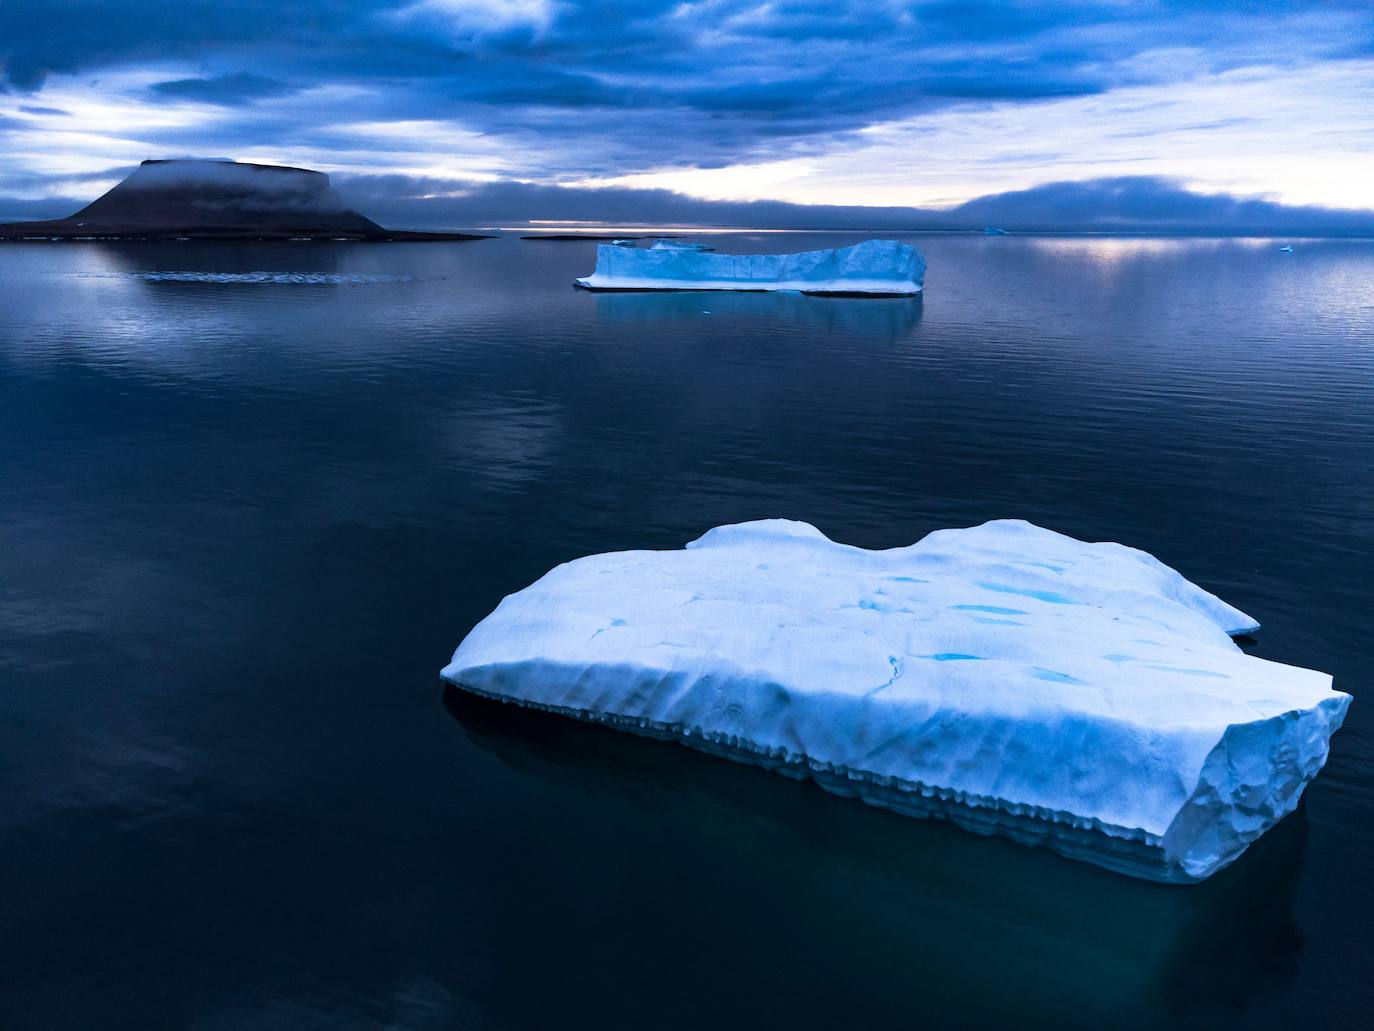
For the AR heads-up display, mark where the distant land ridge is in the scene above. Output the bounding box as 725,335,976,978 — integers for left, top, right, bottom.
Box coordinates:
0,159,485,242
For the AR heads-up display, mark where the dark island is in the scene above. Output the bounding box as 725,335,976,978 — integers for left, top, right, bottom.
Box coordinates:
0,159,487,242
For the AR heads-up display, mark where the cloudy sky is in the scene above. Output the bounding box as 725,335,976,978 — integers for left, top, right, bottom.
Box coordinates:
1,1,1372,228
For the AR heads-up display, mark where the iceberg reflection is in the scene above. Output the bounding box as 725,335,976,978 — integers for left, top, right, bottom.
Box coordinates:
595,288,923,338
442,683,1305,1026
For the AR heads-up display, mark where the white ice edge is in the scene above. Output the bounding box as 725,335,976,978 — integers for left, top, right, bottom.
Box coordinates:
441,518,1351,882
575,274,922,295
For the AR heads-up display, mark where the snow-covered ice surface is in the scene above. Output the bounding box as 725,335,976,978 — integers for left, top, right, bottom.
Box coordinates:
575,239,924,295
442,519,1351,882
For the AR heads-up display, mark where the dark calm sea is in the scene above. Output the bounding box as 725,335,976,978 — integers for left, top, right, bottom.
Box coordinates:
1,233,1371,1029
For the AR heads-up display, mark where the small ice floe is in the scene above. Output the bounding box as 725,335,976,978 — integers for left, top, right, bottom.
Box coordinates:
442,518,1350,882
575,239,925,296
1279,244,1294,253
611,238,639,247
649,239,715,252
983,226,1010,235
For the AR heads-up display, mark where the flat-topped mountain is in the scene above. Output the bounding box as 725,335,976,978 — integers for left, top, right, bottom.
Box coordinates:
0,159,484,242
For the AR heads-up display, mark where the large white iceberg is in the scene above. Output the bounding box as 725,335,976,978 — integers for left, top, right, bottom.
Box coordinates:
441,519,1350,882
575,239,924,295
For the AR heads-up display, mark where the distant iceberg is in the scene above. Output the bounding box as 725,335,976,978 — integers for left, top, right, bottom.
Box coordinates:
983,226,1010,235
575,239,925,296
442,519,1349,882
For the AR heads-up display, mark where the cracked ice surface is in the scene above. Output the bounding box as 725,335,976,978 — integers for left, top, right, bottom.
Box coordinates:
442,519,1350,882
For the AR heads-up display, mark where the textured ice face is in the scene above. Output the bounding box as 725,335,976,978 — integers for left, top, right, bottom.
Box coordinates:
576,239,925,295
442,519,1350,882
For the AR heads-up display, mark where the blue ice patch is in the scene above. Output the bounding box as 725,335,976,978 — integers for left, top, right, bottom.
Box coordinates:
1031,667,1085,685
978,582,1078,605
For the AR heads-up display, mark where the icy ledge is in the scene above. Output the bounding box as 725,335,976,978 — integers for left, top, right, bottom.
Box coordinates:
574,239,924,295
441,519,1350,882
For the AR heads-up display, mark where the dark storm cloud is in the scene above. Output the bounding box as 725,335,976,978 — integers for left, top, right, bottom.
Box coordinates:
3,1,1370,175
4,0,1374,227
150,73,300,106
329,172,1374,235
0,2,328,90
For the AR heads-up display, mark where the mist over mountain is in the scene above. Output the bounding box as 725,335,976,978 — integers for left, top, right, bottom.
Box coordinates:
332,173,1374,236
0,158,482,240
73,159,382,231
4,162,1372,238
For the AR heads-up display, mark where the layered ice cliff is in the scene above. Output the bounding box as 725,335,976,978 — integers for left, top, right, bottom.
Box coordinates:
575,239,924,295
442,519,1350,882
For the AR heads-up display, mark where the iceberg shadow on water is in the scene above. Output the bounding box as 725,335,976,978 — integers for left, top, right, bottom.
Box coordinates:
442,683,1308,1025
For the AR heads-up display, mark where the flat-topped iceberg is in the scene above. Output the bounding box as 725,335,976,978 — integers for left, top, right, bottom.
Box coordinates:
442,519,1350,882
575,239,924,295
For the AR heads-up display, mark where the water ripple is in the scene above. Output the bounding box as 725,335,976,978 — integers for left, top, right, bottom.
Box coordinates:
73,270,415,284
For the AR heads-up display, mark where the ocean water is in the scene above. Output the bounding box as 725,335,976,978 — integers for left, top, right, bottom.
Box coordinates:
1,233,1371,1029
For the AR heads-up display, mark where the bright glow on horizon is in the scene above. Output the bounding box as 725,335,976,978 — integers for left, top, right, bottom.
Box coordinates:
568,159,821,200
572,61,1374,212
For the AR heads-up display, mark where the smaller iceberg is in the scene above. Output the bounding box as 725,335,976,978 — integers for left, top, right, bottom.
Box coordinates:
650,239,714,252
1279,244,1294,253
576,239,925,296
983,226,1010,235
